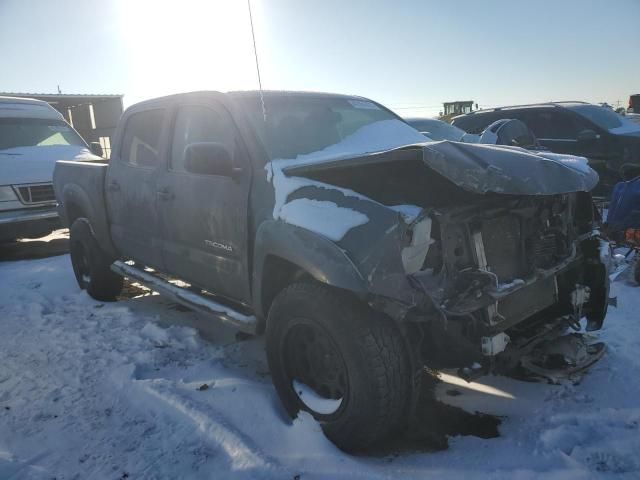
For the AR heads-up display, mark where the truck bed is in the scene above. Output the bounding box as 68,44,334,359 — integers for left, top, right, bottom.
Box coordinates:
53,160,117,256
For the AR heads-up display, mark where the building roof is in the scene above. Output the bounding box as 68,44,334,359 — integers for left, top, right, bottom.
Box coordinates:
0,92,123,98
0,92,124,110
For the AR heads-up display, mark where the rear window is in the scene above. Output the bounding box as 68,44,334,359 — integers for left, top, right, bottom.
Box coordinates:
0,118,86,152
120,109,165,167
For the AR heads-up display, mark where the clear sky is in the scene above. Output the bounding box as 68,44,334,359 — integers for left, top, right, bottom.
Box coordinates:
0,0,638,117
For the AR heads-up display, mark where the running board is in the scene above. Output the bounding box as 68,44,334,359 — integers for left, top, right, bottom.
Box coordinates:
111,260,258,334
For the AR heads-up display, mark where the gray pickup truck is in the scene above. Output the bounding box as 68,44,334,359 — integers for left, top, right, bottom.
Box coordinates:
54,90,610,451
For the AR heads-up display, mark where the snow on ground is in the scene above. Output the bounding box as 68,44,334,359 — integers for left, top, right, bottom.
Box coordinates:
1,252,640,479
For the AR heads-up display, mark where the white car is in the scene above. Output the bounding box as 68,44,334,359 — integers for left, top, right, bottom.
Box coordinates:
0,96,101,242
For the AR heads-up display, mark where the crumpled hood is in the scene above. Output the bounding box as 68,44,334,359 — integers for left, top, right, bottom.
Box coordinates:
422,141,599,194
284,140,599,195
0,145,101,185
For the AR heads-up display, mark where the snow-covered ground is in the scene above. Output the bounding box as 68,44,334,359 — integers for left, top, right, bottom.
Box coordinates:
1,249,639,479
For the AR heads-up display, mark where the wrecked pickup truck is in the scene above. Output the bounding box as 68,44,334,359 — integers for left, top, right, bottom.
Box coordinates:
53,91,610,451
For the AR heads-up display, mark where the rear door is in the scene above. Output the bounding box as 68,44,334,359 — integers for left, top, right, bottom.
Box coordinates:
157,98,252,303
105,107,168,269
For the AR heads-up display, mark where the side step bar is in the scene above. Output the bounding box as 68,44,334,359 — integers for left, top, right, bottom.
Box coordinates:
111,260,258,334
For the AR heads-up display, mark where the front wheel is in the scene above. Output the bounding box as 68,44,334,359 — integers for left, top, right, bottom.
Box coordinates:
69,218,123,301
266,282,410,451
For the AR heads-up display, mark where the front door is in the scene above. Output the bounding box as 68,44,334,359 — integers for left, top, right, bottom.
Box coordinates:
523,109,582,155
157,100,252,303
106,107,167,269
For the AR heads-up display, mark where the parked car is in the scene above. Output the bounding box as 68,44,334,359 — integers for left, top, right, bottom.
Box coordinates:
0,96,100,242
452,102,640,194
476,118,540,148
626,113,640,125
405,117,479,142
54,91,610,451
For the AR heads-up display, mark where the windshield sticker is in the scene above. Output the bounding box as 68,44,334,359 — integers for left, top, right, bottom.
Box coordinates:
348,100,380,110
48,125,70,132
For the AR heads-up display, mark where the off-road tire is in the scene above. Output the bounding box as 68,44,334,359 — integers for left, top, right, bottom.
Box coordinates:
266,281,410,451
69,218,123,301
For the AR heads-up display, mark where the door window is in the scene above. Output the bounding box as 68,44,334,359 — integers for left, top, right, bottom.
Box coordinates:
120,109,164,167
523,109,581,139
171,105,236,173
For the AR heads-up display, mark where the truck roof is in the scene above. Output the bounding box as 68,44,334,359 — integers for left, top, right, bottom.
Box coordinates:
0,95,64,120
228,90,368,100
126,90,372,112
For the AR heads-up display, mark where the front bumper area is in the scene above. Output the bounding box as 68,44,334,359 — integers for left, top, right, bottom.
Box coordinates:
0,206,61,242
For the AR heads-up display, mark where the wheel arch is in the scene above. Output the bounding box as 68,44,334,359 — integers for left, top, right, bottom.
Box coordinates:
60,184,118,258
252,221,368,319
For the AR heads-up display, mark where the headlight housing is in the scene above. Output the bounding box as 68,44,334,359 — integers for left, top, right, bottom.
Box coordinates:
402,216,435,274
0,186,18,202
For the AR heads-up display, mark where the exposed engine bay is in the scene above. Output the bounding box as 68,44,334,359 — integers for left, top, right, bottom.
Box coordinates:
408,192,609,380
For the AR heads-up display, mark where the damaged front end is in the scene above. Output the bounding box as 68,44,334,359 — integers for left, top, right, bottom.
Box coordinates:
283,141,611,381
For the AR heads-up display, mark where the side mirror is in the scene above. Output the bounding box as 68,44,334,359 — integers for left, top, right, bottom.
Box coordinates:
89,141,104,157
184,142,237,177
577,129,599,142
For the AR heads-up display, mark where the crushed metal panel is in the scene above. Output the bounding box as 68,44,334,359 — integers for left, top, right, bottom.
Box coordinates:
421,141,599,195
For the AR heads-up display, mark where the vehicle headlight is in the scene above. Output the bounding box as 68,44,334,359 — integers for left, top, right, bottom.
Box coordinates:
0,186,18,202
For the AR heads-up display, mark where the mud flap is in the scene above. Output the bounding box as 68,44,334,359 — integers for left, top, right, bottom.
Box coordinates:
520,333,605,384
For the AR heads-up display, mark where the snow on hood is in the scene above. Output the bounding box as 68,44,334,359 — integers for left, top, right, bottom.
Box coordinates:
264,119,599,242
534,151,592,174
626,113,640,125
610,124,640,135
265,119,427,237
0,145,101,185
276,119,428,168
609,116,640,135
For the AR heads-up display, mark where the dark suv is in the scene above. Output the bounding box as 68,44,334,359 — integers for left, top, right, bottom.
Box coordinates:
452,102,640,194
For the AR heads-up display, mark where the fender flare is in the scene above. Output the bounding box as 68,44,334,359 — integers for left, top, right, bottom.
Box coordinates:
252,220,367,318
60,184,118,258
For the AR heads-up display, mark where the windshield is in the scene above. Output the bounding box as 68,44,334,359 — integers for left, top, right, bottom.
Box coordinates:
0,118,87,152
568,104,623,130
407,119,465,141
235,94,426,161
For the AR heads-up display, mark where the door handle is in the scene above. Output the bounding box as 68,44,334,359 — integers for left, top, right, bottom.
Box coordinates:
157,187,174,201
107,181,120,192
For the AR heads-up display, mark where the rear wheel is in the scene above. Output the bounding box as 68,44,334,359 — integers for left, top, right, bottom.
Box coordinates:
266,281,410,451
70,218,123,301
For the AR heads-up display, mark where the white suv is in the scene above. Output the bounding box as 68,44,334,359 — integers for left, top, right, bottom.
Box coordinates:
0,96,100,242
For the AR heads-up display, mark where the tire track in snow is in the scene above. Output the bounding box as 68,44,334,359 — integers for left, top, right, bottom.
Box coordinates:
131,379,275,473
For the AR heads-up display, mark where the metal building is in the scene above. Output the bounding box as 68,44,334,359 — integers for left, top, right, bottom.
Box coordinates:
0,92,123,158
